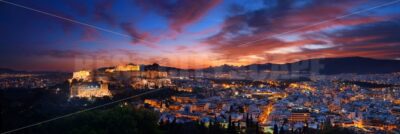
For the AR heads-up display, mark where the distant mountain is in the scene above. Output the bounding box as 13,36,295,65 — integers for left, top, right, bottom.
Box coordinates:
196,57,400,75
4,57,400,75
0,68,27,74
0,68,68,74
295,57,400,74
200,64,240,73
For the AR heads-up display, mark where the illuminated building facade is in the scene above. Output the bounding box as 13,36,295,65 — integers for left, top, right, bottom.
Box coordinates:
105,64,140,73
70,82,112,98
130,71,172,89
171,95,197,103
68,64,173,98
144,99,161,108
71,70,91,81
289,112,310,122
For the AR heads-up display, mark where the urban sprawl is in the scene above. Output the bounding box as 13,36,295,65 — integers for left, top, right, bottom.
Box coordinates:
1,64,400,133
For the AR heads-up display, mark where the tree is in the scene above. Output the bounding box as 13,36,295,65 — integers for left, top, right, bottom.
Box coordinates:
303,122,309,134
246,113,250,127
273,124,279,134
249,114,253,126
283,118,288,125
323,118,333,132
33,106,162,134
228,115,232,129
279,125,285,134
255,122,259,134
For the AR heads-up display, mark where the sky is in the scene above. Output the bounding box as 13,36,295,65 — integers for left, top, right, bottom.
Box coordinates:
0,0,400,71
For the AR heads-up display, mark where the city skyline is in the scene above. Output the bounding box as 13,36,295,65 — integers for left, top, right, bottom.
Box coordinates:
1,1,400,133
1,0,400,71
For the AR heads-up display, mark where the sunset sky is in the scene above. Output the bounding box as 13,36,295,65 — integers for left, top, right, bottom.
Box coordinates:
1,0,400,71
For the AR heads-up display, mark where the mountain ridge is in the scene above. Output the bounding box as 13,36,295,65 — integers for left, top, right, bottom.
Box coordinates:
192,57,400,75
2,57,400,75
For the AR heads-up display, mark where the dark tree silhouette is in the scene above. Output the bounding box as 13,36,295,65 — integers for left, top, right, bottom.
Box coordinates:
273,124,279,134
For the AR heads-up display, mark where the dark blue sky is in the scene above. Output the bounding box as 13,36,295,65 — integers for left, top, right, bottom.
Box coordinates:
1,0,400,71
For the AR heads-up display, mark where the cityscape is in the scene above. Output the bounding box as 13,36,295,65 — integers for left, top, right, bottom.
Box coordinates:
1,0,400,134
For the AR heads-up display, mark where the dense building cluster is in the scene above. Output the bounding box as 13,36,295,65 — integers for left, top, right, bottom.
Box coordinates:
139,73,400,133
2,66,399,133
0,73,69,89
